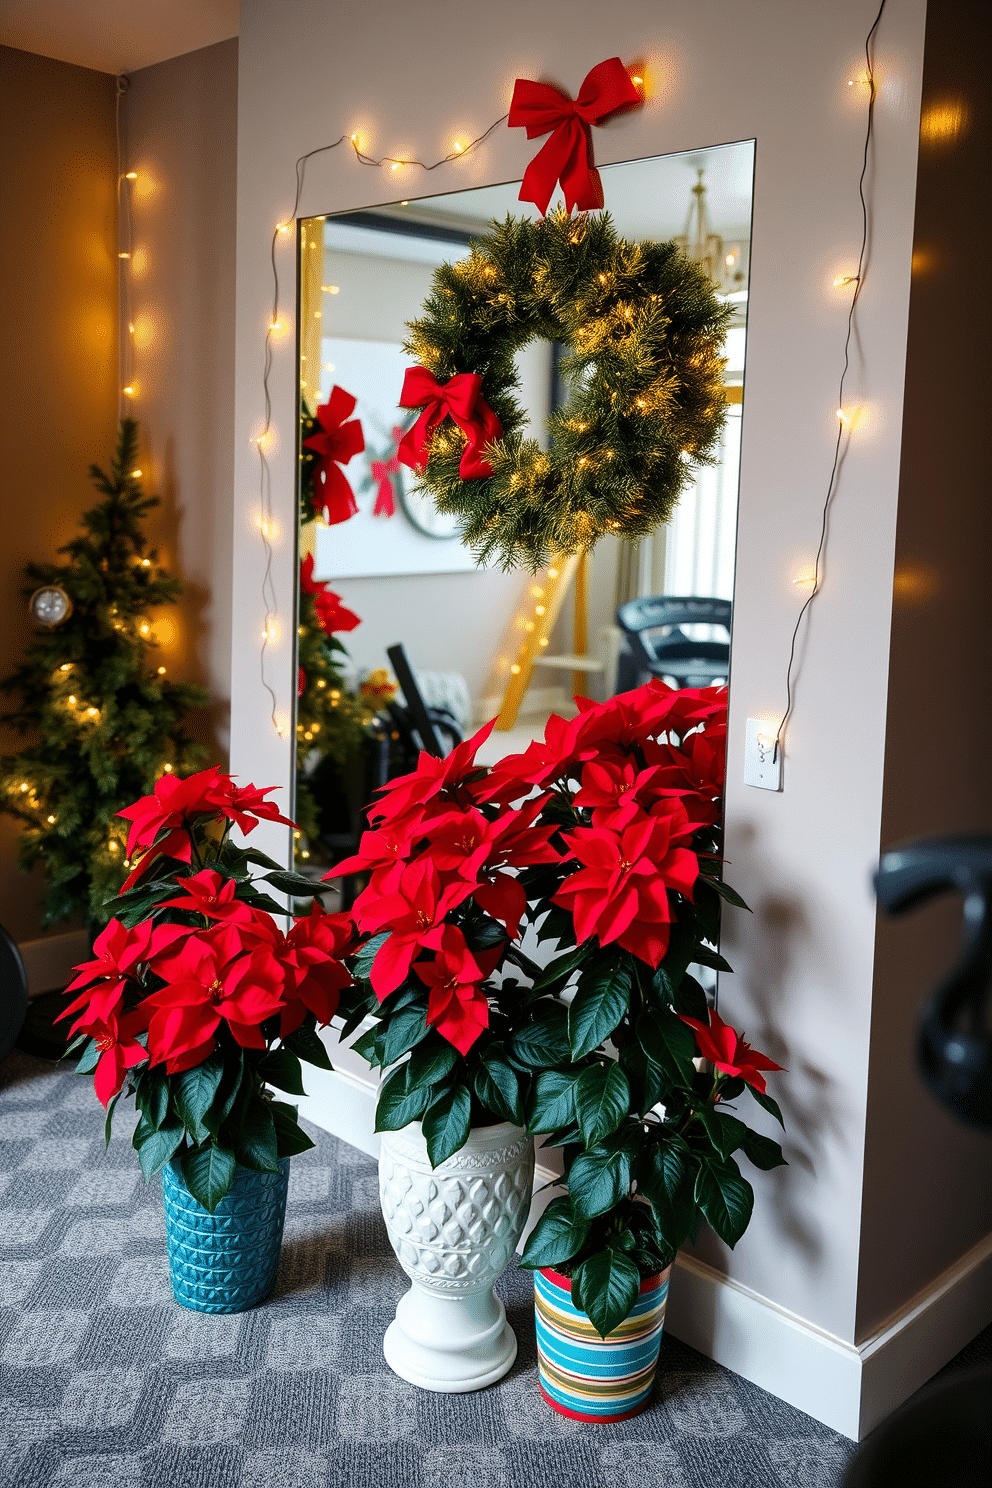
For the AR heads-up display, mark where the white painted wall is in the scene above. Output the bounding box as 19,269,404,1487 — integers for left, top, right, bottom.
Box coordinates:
226,0,991,1436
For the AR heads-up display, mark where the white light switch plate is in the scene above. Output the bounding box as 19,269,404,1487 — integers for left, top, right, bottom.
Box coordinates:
744,718,783,791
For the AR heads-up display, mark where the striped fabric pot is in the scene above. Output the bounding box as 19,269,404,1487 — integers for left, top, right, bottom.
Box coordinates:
535,1265,672,1422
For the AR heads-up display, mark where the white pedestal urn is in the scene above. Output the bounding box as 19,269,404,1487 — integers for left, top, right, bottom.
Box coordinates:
378,1120,535,1392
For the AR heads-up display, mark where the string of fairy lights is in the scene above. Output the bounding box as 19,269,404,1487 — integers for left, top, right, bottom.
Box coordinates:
116,75,138,418
771,0,887,763
8,76,180,873
254,24,890,778
254,116,511,735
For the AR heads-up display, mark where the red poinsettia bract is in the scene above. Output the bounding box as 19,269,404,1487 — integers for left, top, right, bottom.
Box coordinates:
414,924,497,1055
117,767,296,888
300,554,361,637
553,804,699,967
679,1008,784,1094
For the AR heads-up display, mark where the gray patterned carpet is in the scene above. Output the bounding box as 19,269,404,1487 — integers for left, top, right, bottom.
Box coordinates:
0,1048,978,1488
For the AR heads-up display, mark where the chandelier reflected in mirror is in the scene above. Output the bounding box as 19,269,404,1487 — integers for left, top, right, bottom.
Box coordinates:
675,167,747,294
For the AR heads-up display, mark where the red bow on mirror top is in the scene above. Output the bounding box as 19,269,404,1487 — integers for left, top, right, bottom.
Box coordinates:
508,57,642,216
302,385,365,525
397,368,502,481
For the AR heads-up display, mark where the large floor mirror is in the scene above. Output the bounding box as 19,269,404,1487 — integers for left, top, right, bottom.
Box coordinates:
292,142,754,886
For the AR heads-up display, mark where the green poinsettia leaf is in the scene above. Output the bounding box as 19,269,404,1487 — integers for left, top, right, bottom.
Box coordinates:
135,1069,170,1131
282,1024,334,1071
405,1036,458,1092
748,1086,785,1127
134,1119,185,1181
571,1248,641,1339
691,944,734,974
172,1054,225,1144
528,1069,578,1134
618,1042,665,1117
205,1050,244,1134
258,1049,307,1096
269,1099,316,1158
519,1195,590,1270
706,877,751,912
696,1107,748,1160
181,1142,237,1213
262,870,332,896
530,942,590,992
741,1129,788,1171
567,1136,633,1219
567,958,632,1060
694,1158,754,1248
422,1085,472,1168
374,1065,432,1133
471,1053,523,1125
353,931,389,983
638,1140,697,1257
350,1026,379,1064
103,1091,121,1149
378,1002,431,1067
671,972,709,1022
508,1006,570,1070
75,1038,101,1076
230,1097,281,1173
575,1062,631,1145
637,1008,697,1087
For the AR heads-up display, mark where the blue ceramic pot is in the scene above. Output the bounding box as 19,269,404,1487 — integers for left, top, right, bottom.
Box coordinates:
162,1156,290,1312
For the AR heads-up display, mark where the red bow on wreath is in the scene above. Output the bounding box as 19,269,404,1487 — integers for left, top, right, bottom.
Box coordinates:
370,426,404,517
509,57,642,216
302,385,365,525
397,368,502,481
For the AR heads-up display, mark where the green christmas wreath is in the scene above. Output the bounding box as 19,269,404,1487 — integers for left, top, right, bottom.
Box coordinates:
401,209,734,572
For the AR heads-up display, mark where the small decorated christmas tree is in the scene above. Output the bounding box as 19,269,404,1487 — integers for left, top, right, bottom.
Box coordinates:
0,419,209,929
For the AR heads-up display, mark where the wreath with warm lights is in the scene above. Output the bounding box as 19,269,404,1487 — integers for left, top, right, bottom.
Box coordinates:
399,209,733,572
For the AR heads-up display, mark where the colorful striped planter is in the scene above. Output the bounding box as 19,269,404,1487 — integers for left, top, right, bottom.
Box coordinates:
535,1265,672,1422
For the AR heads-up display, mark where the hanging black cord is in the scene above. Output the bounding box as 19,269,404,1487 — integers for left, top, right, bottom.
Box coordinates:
773,0,887,763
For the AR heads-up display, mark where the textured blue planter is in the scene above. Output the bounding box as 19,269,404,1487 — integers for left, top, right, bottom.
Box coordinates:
162,1157,290,1313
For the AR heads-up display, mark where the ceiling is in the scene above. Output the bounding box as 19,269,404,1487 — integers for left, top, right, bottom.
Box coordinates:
0,1,238,75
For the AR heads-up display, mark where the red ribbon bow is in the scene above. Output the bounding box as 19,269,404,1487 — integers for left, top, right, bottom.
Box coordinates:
302,385,365,525
370,426,404,516
508,57,641,216
397,368,502,481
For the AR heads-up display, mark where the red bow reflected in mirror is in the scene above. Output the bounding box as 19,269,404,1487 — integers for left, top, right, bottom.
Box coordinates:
303,386,365,525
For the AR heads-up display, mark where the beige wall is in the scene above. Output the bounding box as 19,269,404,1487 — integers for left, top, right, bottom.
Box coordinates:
858,0,992,1337
227,0,957,1362
126,38,238,761
0,47,118,942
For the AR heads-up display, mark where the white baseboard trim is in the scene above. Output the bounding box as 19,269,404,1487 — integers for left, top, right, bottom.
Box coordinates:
665,1232,992,1440
295,1027,992,1442
17,930,90,997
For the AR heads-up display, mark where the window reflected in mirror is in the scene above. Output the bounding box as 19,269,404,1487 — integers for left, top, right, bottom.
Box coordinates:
293,142,754,888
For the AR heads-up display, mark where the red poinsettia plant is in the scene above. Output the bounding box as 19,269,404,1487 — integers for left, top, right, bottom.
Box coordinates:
61,767,356,1211
331,679,786,1337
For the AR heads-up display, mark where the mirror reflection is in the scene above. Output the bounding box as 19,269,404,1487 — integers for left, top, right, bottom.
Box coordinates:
293,143,754,885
